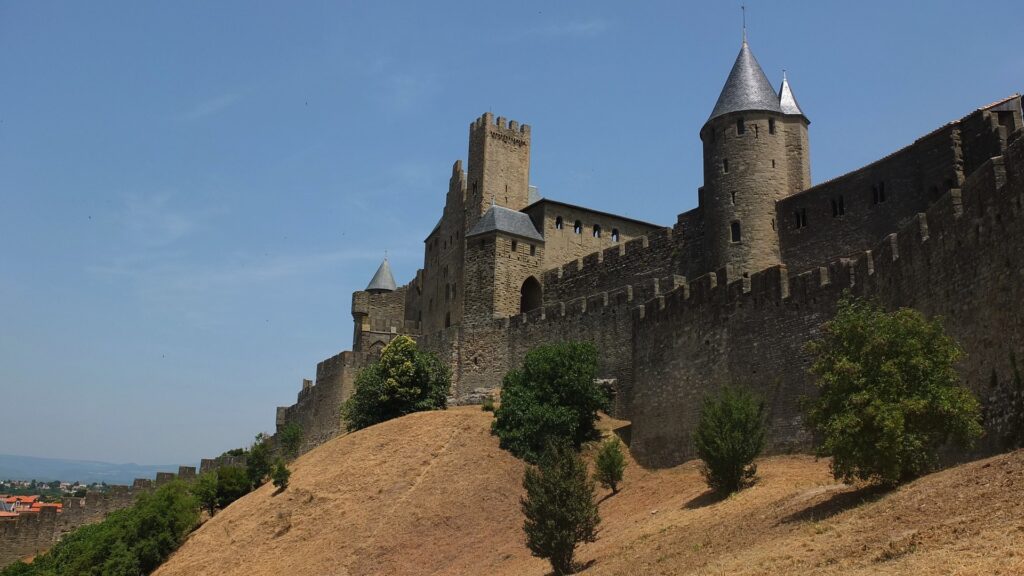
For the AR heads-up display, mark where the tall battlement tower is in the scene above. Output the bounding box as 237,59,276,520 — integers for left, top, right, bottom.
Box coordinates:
465,112,532,231
700,40,810,279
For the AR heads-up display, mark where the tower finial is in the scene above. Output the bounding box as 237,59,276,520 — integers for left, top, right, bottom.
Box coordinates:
741,4,747,43
384,249,388,261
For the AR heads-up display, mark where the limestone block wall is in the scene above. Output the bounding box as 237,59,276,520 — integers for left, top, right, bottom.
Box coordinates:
522,200,661,269
540,227,678,306
274,350,370,453
777,103,1019,274
352,287,418,355
630,133,1024,467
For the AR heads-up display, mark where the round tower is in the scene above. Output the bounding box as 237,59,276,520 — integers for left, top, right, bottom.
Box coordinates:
701,40,809,280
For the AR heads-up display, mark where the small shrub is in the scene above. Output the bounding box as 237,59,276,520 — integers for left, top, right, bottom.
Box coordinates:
521,441,600,576
247,433,273,488
191,471,219,515
693,386,765,494
342,335,450,431
215,465,251,509
806,295,983,485
593,437,627,494
492,342,609,463
481,396,496,412
279,423,304,459
271,459,291,492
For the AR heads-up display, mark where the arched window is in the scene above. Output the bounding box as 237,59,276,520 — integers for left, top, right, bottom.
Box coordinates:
730,221,741,242
611,229,620,242
555,216,564,230
593,224,602,238
520,276,542,314
573,220,582,234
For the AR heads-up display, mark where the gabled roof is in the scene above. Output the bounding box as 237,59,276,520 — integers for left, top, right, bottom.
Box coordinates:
365,258,397,293
466,204,544,241
778,72,807,119
708,40,781,123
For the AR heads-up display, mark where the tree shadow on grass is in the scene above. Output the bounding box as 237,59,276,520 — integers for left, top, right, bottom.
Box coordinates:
779,484,892,525
683,489,726,509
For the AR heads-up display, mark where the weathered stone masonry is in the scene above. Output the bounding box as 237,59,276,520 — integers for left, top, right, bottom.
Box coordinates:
270,38,1022,470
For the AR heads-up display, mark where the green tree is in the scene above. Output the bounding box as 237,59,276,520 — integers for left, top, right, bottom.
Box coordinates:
806,295,983,485
215,466,251,509
279,423,304,459
593,437,627,494
693,386,765,494
492,342,609,463
191,471,219,515
341,335,450,431
521,441,600,576
246,433,273,488
271,459,291,492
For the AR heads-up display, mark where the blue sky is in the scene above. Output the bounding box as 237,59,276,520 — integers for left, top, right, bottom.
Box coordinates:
1,1,1021,466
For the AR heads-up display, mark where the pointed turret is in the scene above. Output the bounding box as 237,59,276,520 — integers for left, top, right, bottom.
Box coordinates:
365,257,397,294
778,72,808,120
707,40,781,123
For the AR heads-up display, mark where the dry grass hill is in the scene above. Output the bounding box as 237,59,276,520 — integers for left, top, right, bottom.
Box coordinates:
154,407,1024,576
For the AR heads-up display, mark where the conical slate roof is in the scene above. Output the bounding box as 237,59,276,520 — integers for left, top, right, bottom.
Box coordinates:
466,204,543,241
778,72,807,118
708,41,781,123
366,258,397,293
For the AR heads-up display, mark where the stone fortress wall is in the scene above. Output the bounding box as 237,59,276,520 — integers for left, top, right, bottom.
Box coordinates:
0,466,198,569
265,41,1022,474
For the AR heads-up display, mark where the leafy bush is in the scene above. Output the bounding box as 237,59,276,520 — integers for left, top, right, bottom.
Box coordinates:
481,396,496,412
806,295,983,485
246,433,273,488
191,471,219,515
521,441,600,576
215,465,252,509
1,481,199,576
271,459,291,492
593,437,627,494
279,423,304,459
492,342,609,463
693,386,765,494
341,335,450,431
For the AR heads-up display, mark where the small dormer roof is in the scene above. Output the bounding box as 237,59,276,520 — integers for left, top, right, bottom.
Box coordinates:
366,258,397,293
466,204,544,241
707,40,781,123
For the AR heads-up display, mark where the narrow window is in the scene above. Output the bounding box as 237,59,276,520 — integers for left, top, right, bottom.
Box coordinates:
831,199,838,217
837,196,845,216
769,118,776,134
878,181,886,202
530,244,536,256
737,117,745,135
771,218,776,231
872,185,879,205
795,208,808,229
730,221,741,242
754,124,759,138
574,220,582,234
723,158,729,173
611,229,620,242
593,224,602,238
511,240,517,253
771,159,776,168
555,216,564,230
444,312,451,328
731,191,736,205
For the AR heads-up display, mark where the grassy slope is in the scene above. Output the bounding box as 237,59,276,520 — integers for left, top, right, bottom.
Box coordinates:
154,407,1024,576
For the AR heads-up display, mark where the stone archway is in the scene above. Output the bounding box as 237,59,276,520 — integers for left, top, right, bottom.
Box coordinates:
520,276,542,314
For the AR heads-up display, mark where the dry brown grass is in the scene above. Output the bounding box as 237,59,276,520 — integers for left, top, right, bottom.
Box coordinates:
155,407,1024,576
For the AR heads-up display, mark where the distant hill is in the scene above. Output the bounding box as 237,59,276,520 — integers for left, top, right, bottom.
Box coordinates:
0,454,183,485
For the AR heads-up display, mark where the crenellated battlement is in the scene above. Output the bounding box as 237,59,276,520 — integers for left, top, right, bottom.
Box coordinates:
470,112,531,138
